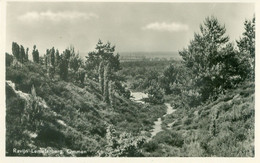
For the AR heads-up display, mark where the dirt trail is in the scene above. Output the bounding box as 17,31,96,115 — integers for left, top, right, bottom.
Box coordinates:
150,103,176,137
130,91,176,137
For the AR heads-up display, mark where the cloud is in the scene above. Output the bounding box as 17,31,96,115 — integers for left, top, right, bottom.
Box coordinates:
142,22,189,32
18,11,98,22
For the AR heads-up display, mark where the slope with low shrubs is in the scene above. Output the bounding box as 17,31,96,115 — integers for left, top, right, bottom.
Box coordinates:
6,56,167,156
145,80,254,157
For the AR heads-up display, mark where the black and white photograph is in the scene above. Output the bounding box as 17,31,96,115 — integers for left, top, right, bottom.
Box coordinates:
1,0,258,161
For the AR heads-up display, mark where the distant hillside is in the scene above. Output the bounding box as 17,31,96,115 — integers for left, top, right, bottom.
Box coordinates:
80,51,182,61
119,51,182,61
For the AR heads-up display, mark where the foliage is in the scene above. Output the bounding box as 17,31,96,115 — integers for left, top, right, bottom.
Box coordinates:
236,15,255,79
20,45,26,63
157,81,254,157
119,60,177,92
12,42,20,61
6,15,255,157
59,55,69,80
69,53,82,72
55,49,60,67
32,45,40,63
98,61,105,94
85,39,120,79
25,48,29,61
6,47,167,156
179,16,252,102
103,63,111,103
11,42,29,63
6,53,13,67
99,125,146,157
145,80,164,104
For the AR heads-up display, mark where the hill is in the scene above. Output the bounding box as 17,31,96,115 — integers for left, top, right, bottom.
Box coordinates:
5,56,166,156
142,80,254,156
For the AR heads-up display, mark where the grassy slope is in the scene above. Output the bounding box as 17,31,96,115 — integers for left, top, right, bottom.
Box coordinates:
6,60,166,156
143,81,254,157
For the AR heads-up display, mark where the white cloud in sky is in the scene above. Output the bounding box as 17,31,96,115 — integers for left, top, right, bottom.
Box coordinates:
18,11,98,22
142,22,189,32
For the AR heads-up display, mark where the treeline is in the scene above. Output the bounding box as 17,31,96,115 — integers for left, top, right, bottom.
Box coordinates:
7,39,130,105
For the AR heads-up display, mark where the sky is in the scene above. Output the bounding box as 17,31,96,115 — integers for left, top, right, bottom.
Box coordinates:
6,2,254,57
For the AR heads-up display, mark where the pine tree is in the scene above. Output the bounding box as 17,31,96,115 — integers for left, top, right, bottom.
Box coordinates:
50,47,56,76
32,45,39,63
50,47,55,67
25,48,29,61
69,52,82,72
44,54,48,70
179,16,241,101
59,55,68,80
237,15,255,59
35,50,39,63
85,39,121,79
99,61,105,94
20,45,25,63
160,64,179,95
96,39,105,56
12,42,20,61
55,49,60,67
77,67,86,84
32,45,36,62
104,63,111,103
64,49,71,60
236,15,255,79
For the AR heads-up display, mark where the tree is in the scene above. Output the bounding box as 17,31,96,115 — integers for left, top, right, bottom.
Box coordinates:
145,80,164,104
50,47,55,67
179,16,241,101
49,47,56,76
99,61,105,94
44,54,48,69
103,63,111,103
64,49,71,60
55,49,60,67
6,53,13,67
140,69,159,90
85,39,121,77
69,52,82,72
236,15,255,79
12,42,20,61
25,48,29,61
32,45,39,63
159,64,179,94
69,45,76,58
114,80,131,99
103,42,120,71
20,45,26,63
59,54,68,80
77,67,86,84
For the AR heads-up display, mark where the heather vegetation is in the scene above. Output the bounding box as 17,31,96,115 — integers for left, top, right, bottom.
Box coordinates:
6,16,254,157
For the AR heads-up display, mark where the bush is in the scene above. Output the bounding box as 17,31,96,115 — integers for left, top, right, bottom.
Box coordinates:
153,130,184,148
